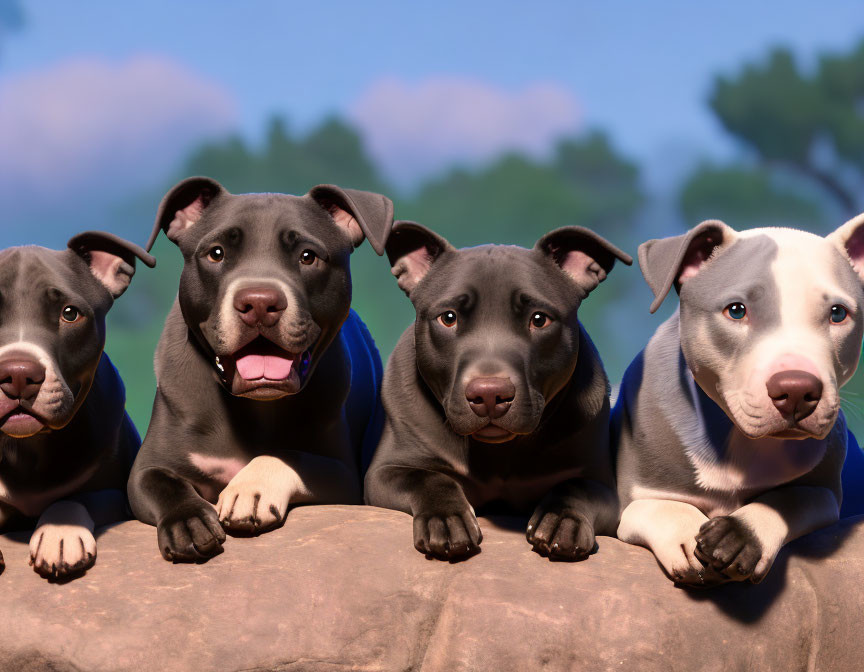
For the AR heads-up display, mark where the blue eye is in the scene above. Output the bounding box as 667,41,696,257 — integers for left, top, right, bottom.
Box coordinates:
724,303,747,321
830,305,848,324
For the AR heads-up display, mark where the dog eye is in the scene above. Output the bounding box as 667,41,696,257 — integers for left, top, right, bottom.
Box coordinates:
208,246,225,263
723,302,747,321
830,304,849,324
300,250,318,266
437,311,457,328
530,312,552,330
61,306,82,323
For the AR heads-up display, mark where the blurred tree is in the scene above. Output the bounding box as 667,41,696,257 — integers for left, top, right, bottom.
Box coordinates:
710,42,864,217
0,0,23,58
680,164,825,230
402,131,641,249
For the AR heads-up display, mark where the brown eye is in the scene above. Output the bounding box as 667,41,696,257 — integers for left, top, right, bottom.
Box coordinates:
300,250,317,265
437,310,457,328
61,306,81,323
530,312,551,330
208,246,225,263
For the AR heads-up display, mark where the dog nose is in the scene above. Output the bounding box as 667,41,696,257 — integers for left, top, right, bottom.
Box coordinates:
0,359,46,402
465,378,516,419
233,287,288,328
766,370,823,421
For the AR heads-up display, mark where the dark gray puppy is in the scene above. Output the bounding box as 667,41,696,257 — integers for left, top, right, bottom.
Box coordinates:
614,217,864,586
0,232,154,579
365,222,631,560
128,177,393,562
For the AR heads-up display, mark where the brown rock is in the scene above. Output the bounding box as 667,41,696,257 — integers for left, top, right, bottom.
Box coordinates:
0,505,859,671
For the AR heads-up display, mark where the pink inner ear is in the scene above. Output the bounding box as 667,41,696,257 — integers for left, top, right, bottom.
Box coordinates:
678,233,719,284
167,196,207,241
329,205,364,247
88,250,133,297
847,231,864,272
392,247,434,294
559,249,606,285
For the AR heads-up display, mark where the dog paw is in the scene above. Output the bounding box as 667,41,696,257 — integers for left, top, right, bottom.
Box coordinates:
413,509,482,560
695,516,767,583
216,456,296,535
526,506,595,561
650,532,728,587
157,501,226,563
29,524,96,579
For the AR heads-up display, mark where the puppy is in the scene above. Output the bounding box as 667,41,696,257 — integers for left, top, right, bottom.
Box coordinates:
0,232,154,579
128,177,393,562
614,216,864,586
365,222,631,560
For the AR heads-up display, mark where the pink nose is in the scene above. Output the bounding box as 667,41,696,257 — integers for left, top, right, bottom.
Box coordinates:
0,359,45,402
233,287,288,328
766,370,823,421
465,377,515,419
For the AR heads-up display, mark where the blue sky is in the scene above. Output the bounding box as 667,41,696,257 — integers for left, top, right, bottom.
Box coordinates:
1,1,864,243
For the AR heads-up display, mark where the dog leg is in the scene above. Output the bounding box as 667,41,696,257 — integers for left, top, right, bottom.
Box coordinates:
217,452,361,534
695,485,838,583
366,464,481,560
527,478,618,561
618,498,726,586
29,501,97,579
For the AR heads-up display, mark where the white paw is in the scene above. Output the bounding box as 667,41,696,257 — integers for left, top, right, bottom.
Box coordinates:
216,456,298,534
29,524,96,579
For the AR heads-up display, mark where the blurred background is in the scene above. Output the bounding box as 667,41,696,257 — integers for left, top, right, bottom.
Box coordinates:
2,1,864,437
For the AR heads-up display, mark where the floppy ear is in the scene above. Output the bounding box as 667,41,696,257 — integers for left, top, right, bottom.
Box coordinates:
308,185,394,255
827,212,864,283
535,226,633,295
147,177,226,251
68,231,156,299
386,221,454,296
639,220,737,314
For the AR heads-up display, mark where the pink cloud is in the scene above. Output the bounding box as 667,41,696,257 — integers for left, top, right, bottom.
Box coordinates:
349,77,581,185
0,56,236,212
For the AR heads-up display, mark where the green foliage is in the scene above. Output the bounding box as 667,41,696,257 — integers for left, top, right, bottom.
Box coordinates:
680,164,825,230
710,40,864,215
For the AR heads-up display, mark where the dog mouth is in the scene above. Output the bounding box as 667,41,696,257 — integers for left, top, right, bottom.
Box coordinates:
0,404,47,438
471,423,518,444
218,337,312,400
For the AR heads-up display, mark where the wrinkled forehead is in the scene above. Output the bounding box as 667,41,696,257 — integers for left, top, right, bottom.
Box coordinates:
740,229,862,310
417,245,575,309
0,247,76,295
198,193,345,250
683,229,862,310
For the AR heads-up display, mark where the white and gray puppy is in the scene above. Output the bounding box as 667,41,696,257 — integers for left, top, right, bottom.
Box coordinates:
613,214,864,586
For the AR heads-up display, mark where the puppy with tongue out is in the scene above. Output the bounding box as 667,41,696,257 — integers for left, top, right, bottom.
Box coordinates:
128,177,393,562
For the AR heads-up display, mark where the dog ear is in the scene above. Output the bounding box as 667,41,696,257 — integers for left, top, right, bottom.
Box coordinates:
639,220,737,314
535,226,633,296
308,185,394,255
828,212,864,283
68,231,156,299
386,221,454,296
147,177,226,251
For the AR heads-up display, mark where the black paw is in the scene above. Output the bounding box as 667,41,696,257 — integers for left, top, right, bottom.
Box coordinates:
413,509,482,561
694,516,764,582
157,502,227,563
527,507,595,561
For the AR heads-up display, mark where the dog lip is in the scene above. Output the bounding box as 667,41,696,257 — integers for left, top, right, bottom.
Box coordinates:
471,424,517,443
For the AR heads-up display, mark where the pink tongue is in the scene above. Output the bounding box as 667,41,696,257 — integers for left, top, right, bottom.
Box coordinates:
235,354,294,381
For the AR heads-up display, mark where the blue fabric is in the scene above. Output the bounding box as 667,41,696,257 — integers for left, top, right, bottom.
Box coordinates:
841,429,864,518
341,309,385,476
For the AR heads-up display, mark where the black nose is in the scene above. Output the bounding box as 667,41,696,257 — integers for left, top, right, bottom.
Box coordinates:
465,377,516,419
233,287,288,328
766,370,823,421
0,359,46,402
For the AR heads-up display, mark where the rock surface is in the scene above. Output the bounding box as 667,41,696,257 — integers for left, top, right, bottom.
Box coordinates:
0,505,860,672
